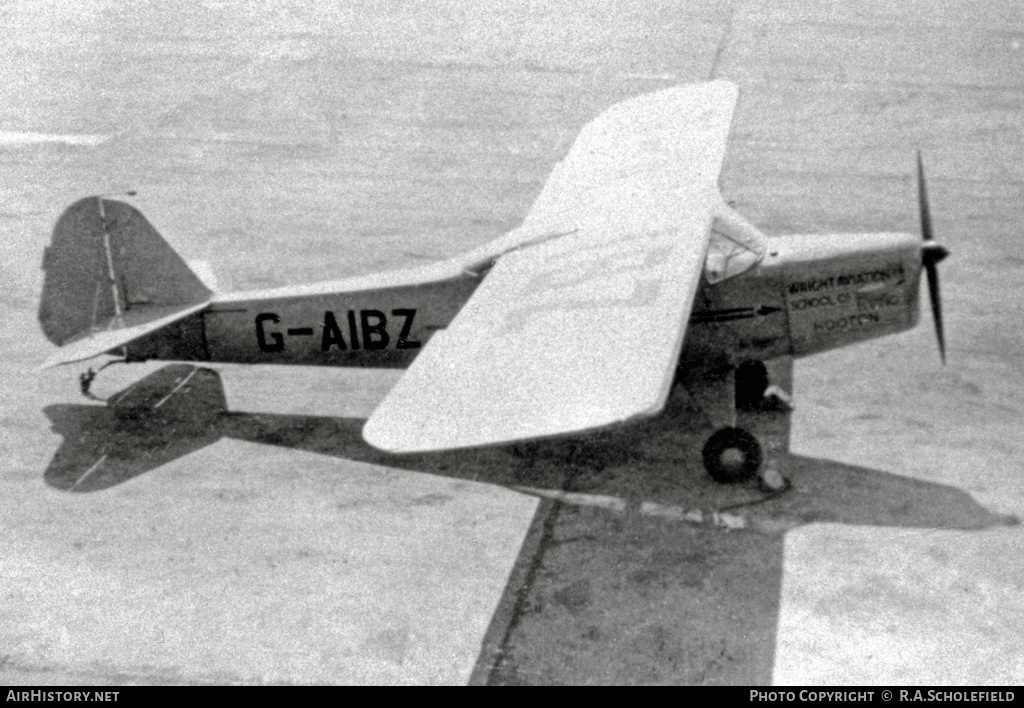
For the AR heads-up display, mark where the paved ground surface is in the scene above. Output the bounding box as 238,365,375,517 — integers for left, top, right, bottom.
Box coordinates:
2,0,1023,685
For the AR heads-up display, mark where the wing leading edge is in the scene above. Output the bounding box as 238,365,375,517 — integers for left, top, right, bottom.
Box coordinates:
363,81,737,453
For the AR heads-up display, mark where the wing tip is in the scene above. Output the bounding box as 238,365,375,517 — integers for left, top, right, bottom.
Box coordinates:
361,417,418,454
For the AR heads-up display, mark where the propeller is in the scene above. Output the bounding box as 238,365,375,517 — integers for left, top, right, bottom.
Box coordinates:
917,151,949,364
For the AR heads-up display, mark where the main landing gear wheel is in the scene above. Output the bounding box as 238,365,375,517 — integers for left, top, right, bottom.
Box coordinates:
702,427,763,483
734,360,769,411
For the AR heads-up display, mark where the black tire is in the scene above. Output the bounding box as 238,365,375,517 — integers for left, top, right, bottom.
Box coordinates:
735,360,769,410
702,427,762,483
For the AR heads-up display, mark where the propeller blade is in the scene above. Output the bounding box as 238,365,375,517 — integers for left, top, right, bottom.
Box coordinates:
917,151,947,364
925,260,946,364
917,151,934,243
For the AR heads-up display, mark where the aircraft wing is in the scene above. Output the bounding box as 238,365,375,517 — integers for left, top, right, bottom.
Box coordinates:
362,81,737,453
516,80,737,242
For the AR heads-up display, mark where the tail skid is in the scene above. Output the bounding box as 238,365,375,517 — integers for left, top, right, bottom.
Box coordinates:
38,197,211,368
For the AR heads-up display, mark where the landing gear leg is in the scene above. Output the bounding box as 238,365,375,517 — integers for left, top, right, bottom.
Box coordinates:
734,360,769,411
736,359,793,412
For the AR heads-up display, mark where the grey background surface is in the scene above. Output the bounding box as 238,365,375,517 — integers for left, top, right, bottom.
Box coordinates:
2,0,1023,685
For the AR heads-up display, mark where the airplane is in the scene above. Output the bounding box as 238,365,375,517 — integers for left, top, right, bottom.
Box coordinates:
37,80,949,487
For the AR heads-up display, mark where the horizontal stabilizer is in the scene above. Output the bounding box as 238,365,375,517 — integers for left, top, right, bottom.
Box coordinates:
39,301,209,370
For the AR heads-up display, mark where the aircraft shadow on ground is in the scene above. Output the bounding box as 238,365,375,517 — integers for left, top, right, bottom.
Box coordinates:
43,364,1014,532
41,364,1017,684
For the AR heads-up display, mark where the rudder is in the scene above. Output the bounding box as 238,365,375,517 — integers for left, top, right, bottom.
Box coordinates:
39,197,211,346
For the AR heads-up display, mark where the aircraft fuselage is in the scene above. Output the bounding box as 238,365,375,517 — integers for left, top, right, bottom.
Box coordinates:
124,231,923,374
683,231,922,369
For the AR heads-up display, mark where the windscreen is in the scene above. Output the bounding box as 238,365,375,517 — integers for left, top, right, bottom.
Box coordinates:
704,218,765,284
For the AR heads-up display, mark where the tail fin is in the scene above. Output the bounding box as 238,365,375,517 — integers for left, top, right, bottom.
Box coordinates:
38,197,212,365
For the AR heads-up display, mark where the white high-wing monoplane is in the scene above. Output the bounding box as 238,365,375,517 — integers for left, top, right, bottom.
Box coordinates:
39,81,948,483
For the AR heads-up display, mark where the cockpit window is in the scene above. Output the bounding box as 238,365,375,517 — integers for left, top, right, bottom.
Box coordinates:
704,217,766,284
